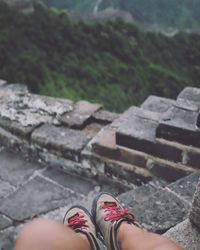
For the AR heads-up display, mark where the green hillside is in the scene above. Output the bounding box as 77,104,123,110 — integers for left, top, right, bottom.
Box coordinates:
0,1,200,111
43,0,200,30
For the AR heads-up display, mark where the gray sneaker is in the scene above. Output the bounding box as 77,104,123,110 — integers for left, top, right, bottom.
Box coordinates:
92,192,139,250
64,205,101,250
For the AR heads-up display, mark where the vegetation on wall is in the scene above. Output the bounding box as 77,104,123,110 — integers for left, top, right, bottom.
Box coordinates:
0,1,200,111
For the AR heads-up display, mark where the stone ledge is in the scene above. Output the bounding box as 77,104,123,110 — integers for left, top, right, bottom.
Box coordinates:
190,178,200,229
164,219,200,250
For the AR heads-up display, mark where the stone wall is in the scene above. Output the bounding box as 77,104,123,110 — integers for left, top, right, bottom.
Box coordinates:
190,178,200,229
0,79,200,186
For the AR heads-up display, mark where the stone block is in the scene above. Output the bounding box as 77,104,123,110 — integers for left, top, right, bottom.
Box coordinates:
118,179,167,207
0,226,18,250
60,100,101,129
141,95,175,113
0,149,42,187
92,110,120,124
116,107,159,155
6,83,29,95
0,214,12,230
0,117,35,138
31,124,90,162
0,175,80,221
130,188,190,233
0,179,15,200
164,219,200,250
82,122,104,138
105,158,153,185
190,178,200,229
177,87,200,105
0,126,24,149
157,103,200,147
146,158,195,182
92,127,119,159
168,171,200,203
42,168,96,196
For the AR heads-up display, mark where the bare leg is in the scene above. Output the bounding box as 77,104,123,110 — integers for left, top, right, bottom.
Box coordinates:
14,218,91,250
117,223,183,250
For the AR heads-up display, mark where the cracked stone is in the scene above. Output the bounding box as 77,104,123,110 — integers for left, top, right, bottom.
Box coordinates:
0,149,42,187
0,175,80,221
0,179,14,200
60,100,101,129
0,214,12,230
168,171,200,203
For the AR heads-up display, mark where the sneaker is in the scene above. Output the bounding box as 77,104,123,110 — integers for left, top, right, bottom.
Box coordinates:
92,192,139,250
63,205,101,250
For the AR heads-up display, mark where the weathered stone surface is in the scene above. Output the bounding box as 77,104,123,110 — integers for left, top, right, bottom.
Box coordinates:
0,214,12,230
118,179,167,207
168,171,200,203
146,158,195,182
0,126,23,149
141,95,175,113
92,110,119,124
0,226,17,250
0,179,14,200
177,87,200,105
0,117,35,138
105,158,153,185
82,122,104,138
0,88,73,139
60,100,101,129
0,175,79,221
157,104,200,147
92,127,119,158
0,149,42,187
165,219,200,250
42,168,96,196
190,178,200,229
31,124,90,161
116,108,158,154
131,188,190,233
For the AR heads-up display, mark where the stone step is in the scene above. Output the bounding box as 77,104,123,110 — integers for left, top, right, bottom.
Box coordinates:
157,100,200,147
118,171,200,233
141,95,175,113
89,126,197,182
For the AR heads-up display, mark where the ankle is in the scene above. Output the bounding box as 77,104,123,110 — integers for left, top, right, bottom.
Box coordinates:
117,222,142,243
77,232,92,250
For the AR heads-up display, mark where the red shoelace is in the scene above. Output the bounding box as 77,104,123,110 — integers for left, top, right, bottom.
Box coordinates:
67,213,88,230
102,201,134,223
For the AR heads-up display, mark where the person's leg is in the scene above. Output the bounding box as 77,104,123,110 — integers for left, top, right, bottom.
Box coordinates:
92,193,183,250
117,223,182,250
14,218,91,250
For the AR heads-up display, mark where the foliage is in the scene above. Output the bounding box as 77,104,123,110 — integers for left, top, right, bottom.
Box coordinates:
0,1,200,112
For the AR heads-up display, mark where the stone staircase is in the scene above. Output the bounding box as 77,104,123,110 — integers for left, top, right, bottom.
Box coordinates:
1,80,200,249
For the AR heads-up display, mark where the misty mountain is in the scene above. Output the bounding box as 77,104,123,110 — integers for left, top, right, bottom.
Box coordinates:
42,0,200,30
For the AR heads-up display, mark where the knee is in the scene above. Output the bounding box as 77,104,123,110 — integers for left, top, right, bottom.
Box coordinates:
14,218,73,249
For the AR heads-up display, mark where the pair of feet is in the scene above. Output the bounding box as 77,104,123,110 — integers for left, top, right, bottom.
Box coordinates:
63,192,138,250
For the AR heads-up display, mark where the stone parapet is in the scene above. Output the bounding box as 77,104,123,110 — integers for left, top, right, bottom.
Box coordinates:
190,178,200,229
1,80,200,185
